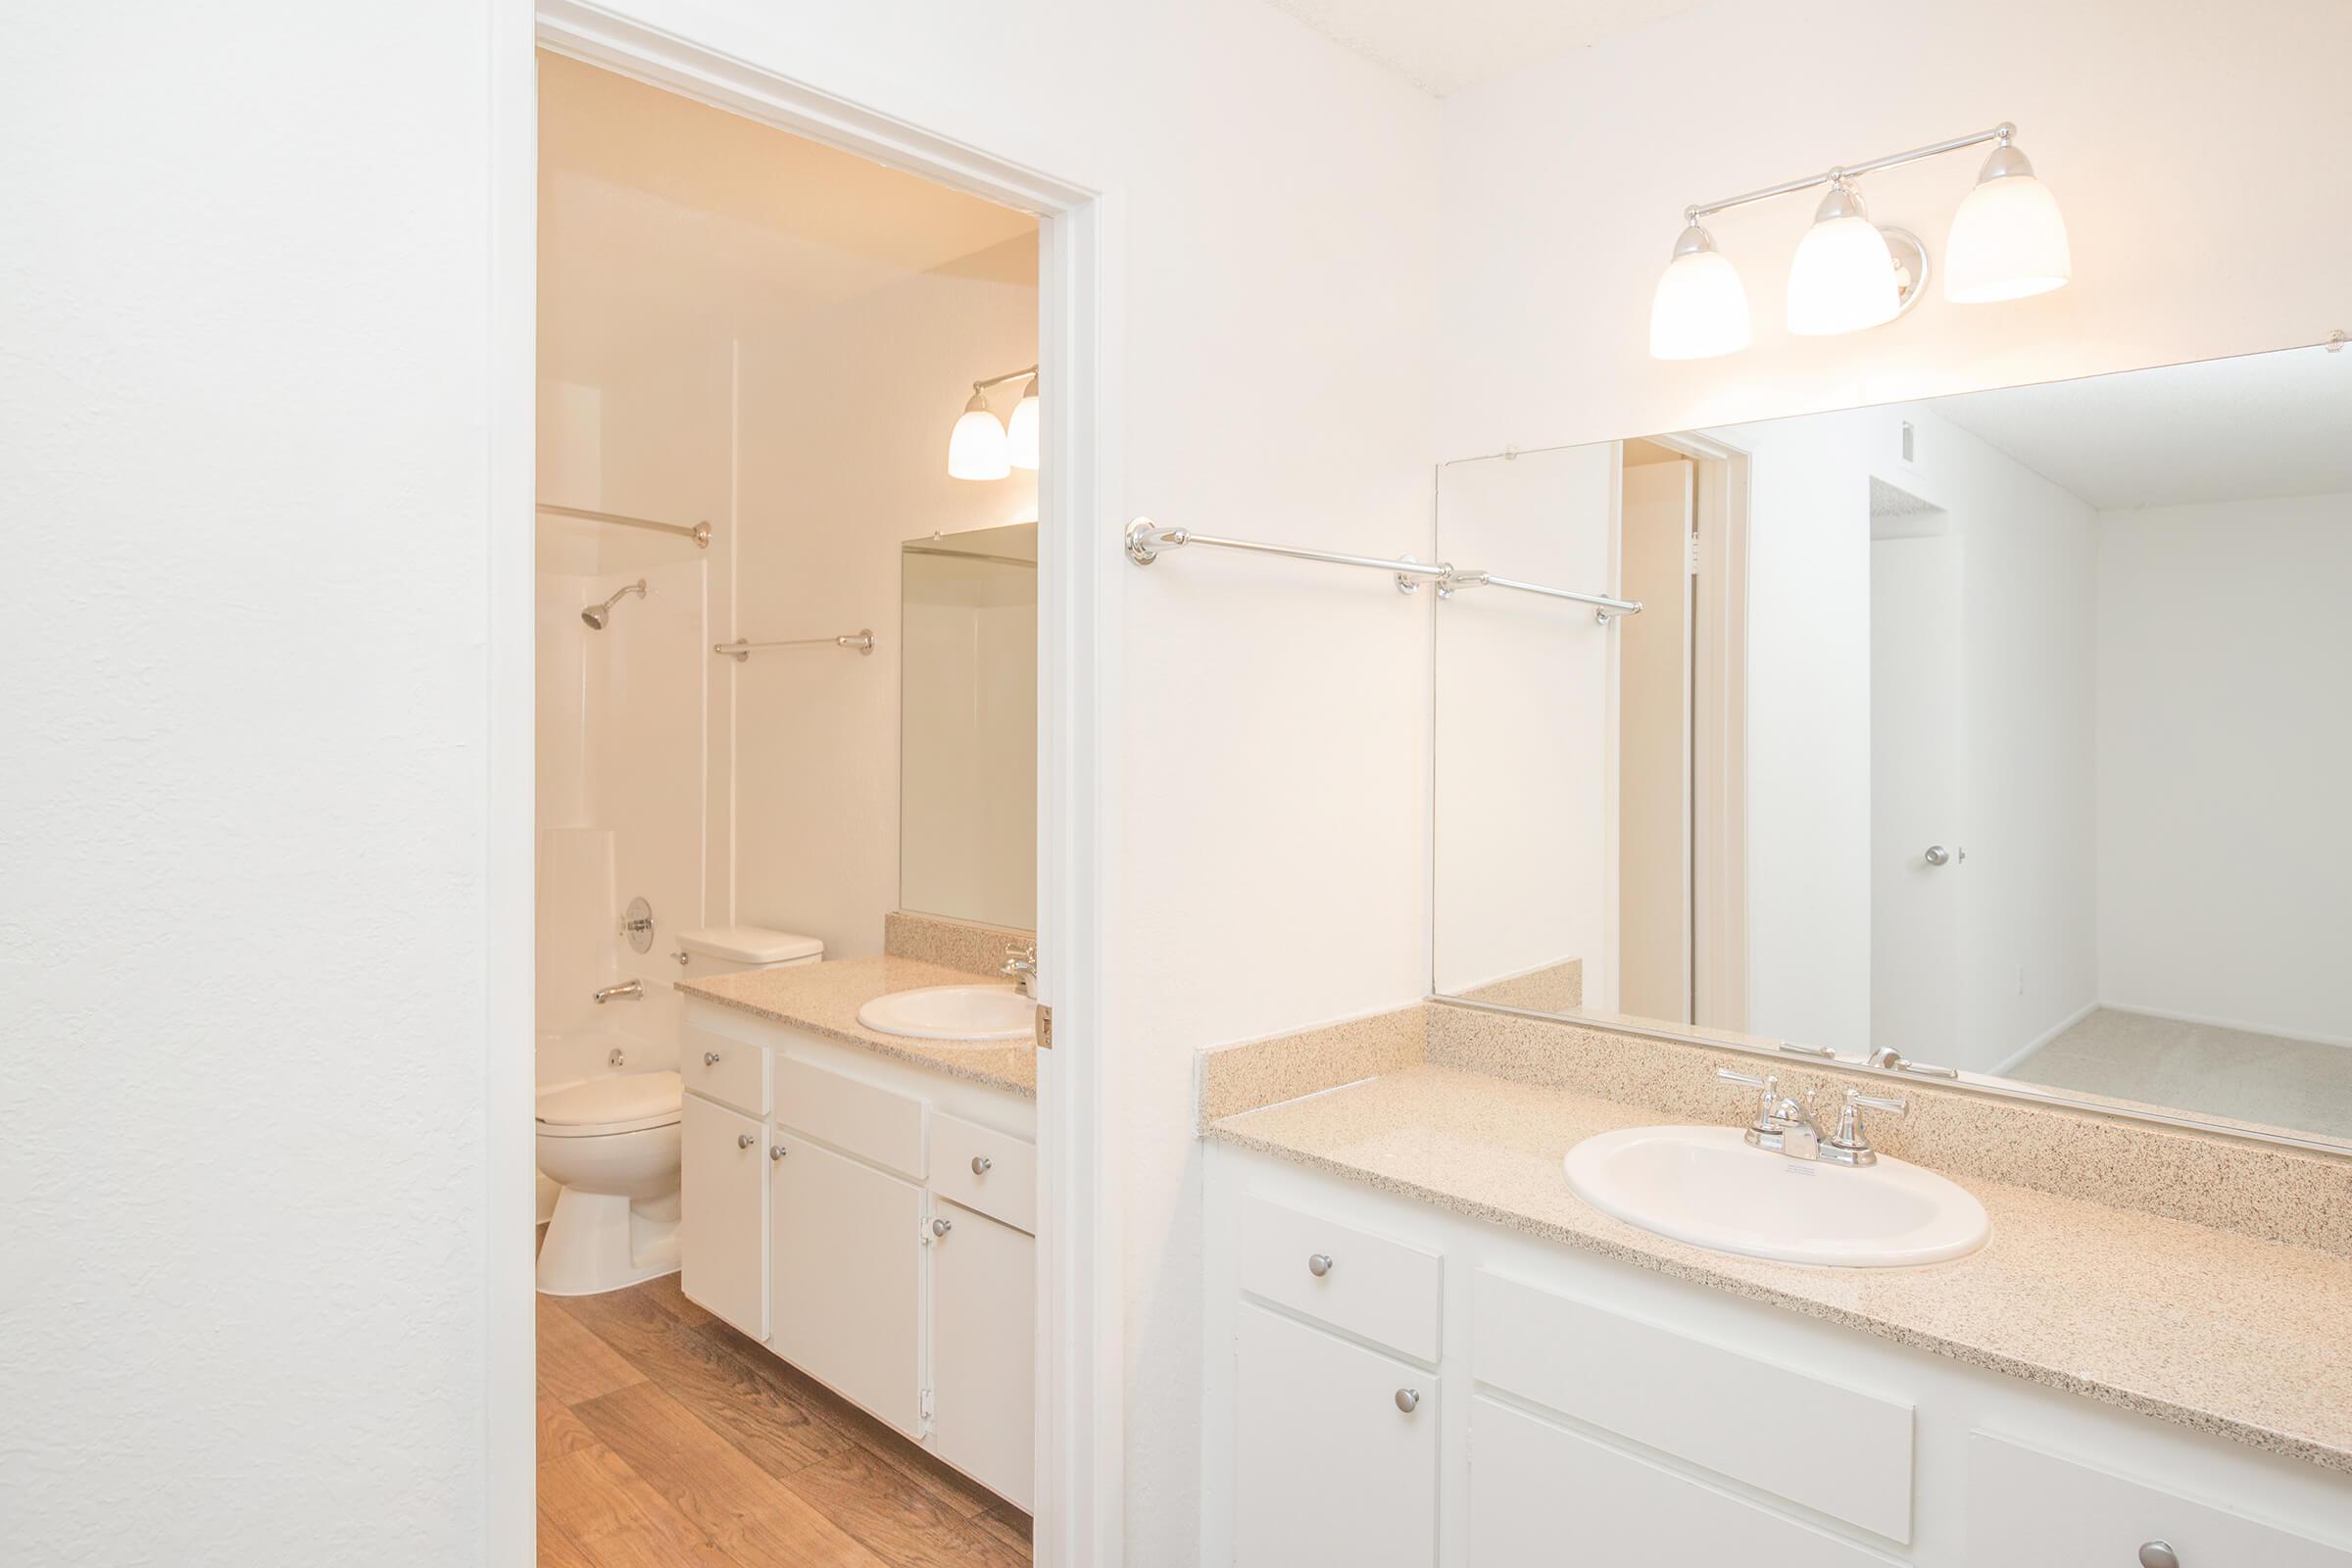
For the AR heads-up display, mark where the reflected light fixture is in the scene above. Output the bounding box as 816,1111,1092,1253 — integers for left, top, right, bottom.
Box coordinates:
1648,122,2068,360
946,364,1039,481
1005,375,1041,470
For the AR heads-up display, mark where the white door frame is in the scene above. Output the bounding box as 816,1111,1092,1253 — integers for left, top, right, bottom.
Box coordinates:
487,6,1121,1563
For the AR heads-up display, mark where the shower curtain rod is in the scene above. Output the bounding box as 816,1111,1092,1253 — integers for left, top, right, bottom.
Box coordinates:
537,501,711,549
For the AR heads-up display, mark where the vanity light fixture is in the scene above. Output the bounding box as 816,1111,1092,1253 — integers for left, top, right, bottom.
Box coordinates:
946,365,1039,480
1648,122,2068,359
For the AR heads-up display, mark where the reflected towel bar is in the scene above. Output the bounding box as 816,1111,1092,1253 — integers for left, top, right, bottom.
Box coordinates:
1123,517,1641,622
713,630,876,662
538,501,712,549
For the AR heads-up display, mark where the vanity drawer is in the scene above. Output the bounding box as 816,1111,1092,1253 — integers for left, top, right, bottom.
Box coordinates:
773,1054,926,1180
1968,1433,2352,1567
1238,1194,1442,1362
928,1112,1035,1234
681,1025,769,1117
1470,1396,1881,1568
1473,1269,1914,1544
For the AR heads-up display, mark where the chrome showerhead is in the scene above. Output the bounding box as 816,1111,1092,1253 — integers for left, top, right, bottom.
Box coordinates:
582,579,647,630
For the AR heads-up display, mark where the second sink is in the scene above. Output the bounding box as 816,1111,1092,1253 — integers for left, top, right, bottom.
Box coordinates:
857,984,1036,1043
1564,1124,1990,1268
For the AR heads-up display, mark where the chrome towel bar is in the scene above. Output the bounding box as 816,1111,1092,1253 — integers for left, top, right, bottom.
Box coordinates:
538,500,711,549
1124,517,1641,622
713,630,875,662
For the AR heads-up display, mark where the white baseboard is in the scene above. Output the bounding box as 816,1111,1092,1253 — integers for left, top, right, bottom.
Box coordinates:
1987,999,2100,1078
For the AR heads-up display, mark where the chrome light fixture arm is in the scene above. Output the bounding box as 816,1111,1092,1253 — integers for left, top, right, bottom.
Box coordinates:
1684,122,2019,224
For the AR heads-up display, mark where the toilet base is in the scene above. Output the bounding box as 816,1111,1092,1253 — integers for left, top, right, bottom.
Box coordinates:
536,1184,681,1297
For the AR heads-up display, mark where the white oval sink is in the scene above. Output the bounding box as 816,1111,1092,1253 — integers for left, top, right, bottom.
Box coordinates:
1564,1125,1989,1268
856,984,1035,1043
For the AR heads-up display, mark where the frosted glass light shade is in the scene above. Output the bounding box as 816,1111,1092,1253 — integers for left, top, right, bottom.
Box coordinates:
1787,212,1900,336
1005,379,1040,468
1944,164,2071,303
1649,240,1751,360
948,397,1010,480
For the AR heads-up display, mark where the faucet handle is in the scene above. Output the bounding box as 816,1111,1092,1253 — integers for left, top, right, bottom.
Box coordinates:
1715,1066,1768,1090
1850,1088,1908,1115
1824,1085,1907,1159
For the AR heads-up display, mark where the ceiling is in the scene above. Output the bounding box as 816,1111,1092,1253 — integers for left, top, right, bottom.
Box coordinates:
1260,0,1704,95
539,53,1035,383
1929,347,2352,512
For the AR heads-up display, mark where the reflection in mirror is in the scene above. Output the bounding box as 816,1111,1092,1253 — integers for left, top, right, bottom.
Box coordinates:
1435,344,2352,1144
900,521,1038,929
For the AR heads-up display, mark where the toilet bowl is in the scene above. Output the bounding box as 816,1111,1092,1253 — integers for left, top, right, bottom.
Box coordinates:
535,1070,685,1296
535,923,824,1296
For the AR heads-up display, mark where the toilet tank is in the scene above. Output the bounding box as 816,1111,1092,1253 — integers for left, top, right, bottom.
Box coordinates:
677,925,825,979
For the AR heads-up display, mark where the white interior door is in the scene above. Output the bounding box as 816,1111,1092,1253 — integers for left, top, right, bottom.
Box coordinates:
1619,460,1695,1023
1870,532,1964,1057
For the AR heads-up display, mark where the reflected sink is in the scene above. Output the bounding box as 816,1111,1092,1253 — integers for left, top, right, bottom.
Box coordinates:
1563,1125,1989,1267
857,984,1035,1043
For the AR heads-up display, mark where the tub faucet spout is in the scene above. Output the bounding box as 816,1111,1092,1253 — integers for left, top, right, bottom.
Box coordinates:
593,980,645,1004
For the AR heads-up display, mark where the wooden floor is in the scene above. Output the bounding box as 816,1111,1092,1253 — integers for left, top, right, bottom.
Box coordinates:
538,1275,1032,1567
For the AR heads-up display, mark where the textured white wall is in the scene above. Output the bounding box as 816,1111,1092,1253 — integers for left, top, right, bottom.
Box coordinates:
2,5,501,1563
2095,491,2352,1044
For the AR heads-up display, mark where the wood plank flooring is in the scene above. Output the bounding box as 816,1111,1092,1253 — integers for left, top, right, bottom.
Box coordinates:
538,1277,1031,1567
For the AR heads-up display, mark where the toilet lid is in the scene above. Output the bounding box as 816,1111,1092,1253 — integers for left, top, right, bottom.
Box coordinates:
536,1070,683,1130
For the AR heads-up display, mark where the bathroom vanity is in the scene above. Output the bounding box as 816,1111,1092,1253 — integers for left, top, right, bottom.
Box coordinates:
674,954,1038,1512
1198,1025,2352,1566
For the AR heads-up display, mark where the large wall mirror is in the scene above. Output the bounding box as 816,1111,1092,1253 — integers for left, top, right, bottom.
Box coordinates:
1434,342,2351,1148
900,521,1038,930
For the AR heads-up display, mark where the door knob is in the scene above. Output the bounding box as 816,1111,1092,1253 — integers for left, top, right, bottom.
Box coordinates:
2138,1544,2180,1568
1925,845,1950,865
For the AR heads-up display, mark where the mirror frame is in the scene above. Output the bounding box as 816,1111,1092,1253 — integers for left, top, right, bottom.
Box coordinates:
1426,335,2352,1158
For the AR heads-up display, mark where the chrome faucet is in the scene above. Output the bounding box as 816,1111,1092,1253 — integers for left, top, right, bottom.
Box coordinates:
1000,942,1038,999
592,979,645,1004
1717,1067,1907,1167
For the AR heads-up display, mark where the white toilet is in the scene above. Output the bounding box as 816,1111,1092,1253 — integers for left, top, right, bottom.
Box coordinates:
535,924,824,1296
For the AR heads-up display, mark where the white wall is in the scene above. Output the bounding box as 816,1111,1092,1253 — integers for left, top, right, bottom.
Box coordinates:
2,5,505,1561
10,4,1436,1564
2095,491,2352,1044
733,233,1039,959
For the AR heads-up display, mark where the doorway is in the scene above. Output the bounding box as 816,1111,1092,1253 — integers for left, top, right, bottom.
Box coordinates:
492,20,1112,1567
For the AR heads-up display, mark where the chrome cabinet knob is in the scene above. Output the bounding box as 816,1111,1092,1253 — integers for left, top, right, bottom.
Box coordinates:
1307,1252,1335,1278
769,1145,787,1161
2138,1544,2179,1568
971,1155,993,1175
704,1051,722,1066
932,1217,955,1238
736,1133,756,1150
1395,1388,1420,1413
1925,844,1951,865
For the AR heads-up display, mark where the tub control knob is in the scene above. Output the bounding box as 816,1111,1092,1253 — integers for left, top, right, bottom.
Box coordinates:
1395,1389,1420,1414
736,1133,756,1150
971,1155,993,1175
2139,1544,2180,1568
705,1051,722,1066
1307,1252,1335,1278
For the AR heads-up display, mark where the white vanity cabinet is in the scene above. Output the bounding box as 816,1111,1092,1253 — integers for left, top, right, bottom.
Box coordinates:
1203,1143,2352,1568
677,999,1037,1511
928,1197,1035,1510
769,1134,927,1436
678,1095,770,1340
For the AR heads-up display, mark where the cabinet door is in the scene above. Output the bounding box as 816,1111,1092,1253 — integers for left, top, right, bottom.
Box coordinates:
679,1095,768,1340
1235,1302,1437,1568
929,1199,1035,1511
770,1134,925,1436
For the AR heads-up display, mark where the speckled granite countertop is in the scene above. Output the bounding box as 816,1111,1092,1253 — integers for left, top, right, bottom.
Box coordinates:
679,956,1035,1097
1207,1063,2352,1473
